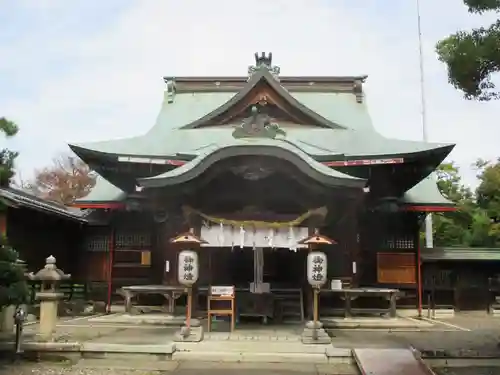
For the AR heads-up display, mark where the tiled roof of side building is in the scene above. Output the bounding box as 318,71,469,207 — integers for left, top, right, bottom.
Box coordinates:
0,187,90,222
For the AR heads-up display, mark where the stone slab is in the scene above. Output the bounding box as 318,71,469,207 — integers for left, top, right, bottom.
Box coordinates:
325,347,352,358
174,326,204,342
0,341,81,352
81,342,176,354
89,313,186,326
353,348,432,375
322,317,433,329
175,341,329,354
172,350,329,363
398,309,455,319
301,327,331,344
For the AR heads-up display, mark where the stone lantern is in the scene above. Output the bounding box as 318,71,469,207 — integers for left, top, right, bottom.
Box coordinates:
27,256,70,341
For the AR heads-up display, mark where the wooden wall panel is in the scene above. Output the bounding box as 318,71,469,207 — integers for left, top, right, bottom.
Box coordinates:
86,252,108,281
377,252,416,284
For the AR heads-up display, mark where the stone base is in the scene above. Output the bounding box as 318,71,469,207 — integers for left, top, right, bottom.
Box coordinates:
174,326,204,342
301,321,331,344
173,319,204,342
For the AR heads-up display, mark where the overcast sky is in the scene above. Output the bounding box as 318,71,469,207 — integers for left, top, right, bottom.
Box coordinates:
1,0,498,187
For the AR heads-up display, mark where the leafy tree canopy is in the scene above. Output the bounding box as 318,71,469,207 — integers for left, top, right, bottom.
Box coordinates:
436,1,500,100
0,117,28,308
0,118,19,188
432,159,500,247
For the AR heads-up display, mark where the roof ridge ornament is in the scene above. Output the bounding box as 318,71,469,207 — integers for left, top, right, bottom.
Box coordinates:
248,52,280,81
232,105,286,139
165,78,176,103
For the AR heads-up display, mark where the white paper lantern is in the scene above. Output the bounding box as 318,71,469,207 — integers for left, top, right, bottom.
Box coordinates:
307,251,327,288
178,250,199,286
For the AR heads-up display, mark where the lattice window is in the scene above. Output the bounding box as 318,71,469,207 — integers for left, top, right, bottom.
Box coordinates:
85,234,110,252
115,232,152,250
423,269,454,288
381,235,415,250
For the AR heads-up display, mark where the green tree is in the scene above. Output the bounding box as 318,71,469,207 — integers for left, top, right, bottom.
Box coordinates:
431,159,500,247
436,1,500,101
0,117,28,308
0,118,19,187
475,158,500,246
433,163,476,246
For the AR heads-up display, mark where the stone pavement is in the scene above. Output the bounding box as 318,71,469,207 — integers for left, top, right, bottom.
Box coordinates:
18,312,500,354
0,361,357,375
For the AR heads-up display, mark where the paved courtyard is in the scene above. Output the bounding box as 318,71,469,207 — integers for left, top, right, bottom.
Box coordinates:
0,361,355,375
5,311,500,374
17,311,500,354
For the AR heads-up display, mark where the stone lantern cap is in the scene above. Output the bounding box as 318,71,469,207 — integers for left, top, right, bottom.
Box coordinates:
27,255,71,281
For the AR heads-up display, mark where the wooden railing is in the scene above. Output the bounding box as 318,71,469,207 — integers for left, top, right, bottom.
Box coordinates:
27,281,89,304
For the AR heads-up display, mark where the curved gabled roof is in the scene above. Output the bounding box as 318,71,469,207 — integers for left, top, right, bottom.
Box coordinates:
179,68,346,130
137,142,366,189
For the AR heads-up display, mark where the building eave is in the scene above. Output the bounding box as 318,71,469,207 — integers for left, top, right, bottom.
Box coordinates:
164,75,368,84
0,187,88,223
421,247,500,261
138,144,367,189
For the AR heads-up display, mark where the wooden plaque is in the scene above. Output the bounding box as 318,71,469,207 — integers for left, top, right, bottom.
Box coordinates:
207,285,236,332
377,252,416,284
210,285,235,297
141,251,151,266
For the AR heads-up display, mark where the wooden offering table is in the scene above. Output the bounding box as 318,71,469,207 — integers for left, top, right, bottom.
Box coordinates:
118,285,186,314
322,287,401,318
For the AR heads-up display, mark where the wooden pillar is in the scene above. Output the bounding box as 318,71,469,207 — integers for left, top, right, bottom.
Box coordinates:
106,228,115,314
0,211,6,237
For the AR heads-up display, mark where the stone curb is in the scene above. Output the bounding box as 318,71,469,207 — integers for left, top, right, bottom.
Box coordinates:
81,342,176,354
0,341,354,364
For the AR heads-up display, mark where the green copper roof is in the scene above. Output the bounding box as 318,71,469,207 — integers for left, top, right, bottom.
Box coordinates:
402,174,452,206
421,247,500,261
73,175,125,204
70,90,453,160
138,141,366,189
179,68,345,130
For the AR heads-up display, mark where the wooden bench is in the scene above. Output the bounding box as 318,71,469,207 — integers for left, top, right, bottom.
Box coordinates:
322,287,401,318
117,285,185,314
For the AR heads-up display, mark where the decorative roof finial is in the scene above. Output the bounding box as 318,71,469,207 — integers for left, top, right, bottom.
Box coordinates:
255,52,273,69
248,52,280,81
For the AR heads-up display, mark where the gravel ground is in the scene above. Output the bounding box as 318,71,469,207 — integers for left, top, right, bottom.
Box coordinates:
432,367,500,375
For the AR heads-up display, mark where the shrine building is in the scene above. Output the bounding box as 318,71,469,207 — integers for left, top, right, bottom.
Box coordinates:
69,52,455,318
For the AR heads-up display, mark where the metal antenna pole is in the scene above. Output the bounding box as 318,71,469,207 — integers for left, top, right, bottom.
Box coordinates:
416,0,433,248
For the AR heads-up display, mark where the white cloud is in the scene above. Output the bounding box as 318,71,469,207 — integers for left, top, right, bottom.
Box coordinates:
2,0,499,188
